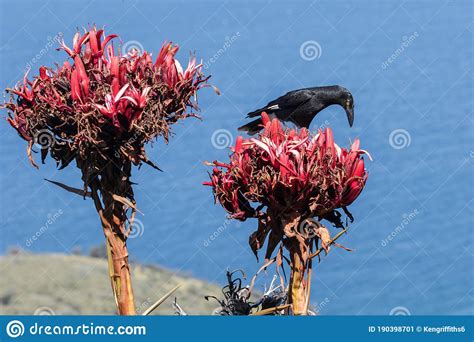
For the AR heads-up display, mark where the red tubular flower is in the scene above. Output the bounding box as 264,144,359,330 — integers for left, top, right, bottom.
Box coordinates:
163,54,178,88
70,69,81,101
9,71,35,102
94,84,136,122
74,56,89,97
154,41,178,69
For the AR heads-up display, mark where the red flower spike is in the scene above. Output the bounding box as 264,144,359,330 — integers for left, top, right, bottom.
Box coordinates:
204,114,368,314
4,26,209,142
205,113,370,222
3,26,212,316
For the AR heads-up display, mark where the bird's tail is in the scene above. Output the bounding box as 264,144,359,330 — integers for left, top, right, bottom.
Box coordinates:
246,107,267,118
238,118,262,135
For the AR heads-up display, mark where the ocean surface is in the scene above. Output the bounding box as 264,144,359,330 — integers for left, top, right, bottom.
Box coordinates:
0,0,472,315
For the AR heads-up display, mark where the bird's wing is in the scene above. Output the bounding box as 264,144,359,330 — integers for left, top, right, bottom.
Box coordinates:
247,89,313,118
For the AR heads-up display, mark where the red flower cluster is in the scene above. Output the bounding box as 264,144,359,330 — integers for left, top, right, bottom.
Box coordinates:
205,113,370,224
3,26,210,170
5,26,208,141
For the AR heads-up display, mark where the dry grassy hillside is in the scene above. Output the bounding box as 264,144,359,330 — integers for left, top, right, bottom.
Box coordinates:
0,252,223,315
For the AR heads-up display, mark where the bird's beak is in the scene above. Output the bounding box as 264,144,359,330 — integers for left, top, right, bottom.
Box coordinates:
345,105,354,127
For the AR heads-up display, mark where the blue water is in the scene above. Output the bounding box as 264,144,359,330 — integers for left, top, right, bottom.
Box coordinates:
0,0,472,315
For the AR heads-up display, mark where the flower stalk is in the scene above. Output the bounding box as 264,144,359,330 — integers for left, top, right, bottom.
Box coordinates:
288,244,307,315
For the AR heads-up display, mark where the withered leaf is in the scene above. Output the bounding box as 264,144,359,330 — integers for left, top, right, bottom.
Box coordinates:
45,178,91,197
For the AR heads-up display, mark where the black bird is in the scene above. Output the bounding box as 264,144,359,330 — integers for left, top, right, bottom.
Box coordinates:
238,85,354,135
